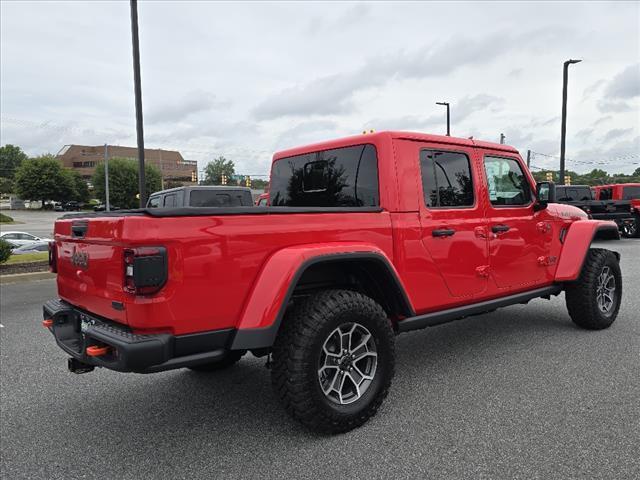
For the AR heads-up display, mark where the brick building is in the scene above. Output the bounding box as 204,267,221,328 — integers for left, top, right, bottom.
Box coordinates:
55,145,197,184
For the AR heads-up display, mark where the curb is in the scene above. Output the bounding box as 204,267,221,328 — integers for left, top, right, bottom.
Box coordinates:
0,271,56,284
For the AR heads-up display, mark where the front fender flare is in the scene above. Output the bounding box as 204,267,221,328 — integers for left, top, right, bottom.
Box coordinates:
555,220,620,282
230,243,408,350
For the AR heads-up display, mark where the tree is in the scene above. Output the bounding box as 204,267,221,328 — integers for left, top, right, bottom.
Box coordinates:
0,144,28,180
0,177,13,195
92,158,162,209
203,156,235,185
65,170,90,203
15,155,74,206
633,167,640,177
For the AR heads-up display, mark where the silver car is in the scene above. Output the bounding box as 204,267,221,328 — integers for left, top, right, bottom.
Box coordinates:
0,231,52,248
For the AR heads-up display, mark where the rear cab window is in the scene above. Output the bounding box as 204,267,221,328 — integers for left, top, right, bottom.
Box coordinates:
419,150,474,208
622,186,640,200
269,144,379,207
189,190,253,207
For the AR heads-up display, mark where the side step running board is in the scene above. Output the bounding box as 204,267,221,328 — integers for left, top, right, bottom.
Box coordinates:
397,285,563,333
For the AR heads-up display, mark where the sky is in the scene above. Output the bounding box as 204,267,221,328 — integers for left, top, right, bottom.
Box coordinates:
1,1,639,177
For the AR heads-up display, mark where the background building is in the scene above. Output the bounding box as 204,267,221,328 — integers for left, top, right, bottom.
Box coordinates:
56,145,197,184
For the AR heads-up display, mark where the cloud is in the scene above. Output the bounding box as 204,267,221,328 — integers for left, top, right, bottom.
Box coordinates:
597,99,633,113
592,115,612,126
602,127,633,143
146,90,228,124
582,79,605,101
575,128,594,140
604,63,640,99
253,29,561,120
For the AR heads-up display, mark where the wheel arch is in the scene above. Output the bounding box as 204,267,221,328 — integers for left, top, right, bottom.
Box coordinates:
230,245,413,350
555,220,620,282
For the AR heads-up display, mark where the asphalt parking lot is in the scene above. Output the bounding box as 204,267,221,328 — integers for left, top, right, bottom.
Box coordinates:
1,239,639,479
0,210,65,239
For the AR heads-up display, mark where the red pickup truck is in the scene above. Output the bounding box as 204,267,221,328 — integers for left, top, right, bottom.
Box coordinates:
592,183,640,237
44,131,622,433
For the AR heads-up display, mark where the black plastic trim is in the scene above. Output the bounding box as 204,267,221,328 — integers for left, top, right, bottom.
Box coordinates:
62,206,383,220
397,285,563,333
231,252,414,350
43,299,234,373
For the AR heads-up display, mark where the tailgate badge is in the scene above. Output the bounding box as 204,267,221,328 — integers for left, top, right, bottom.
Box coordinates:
71,247,89,270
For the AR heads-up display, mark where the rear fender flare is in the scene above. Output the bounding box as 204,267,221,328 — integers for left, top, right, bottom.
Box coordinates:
555,220,620,282
230,243,411,350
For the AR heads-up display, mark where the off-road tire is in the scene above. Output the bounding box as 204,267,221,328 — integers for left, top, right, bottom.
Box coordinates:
188,350,245,371
271,289,395,434
565,248,622,330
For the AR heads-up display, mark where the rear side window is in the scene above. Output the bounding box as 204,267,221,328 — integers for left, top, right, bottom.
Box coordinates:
622,186,640,200
189,190,253,207
420,150,474,208
557,187,592,201
484,156,532,206
599,188,613,200
269,144,379,207
163,194,177,207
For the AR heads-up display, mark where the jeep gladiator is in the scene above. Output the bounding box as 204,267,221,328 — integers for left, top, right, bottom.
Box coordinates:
44,131,622,433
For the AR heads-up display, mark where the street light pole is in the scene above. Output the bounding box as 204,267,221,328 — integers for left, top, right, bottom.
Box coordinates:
436,102,450,136
104,144,110,212
559,58,581,185
130,0,146,207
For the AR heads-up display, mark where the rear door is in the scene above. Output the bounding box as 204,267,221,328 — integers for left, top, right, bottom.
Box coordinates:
417,146,489,298
481,153,549,289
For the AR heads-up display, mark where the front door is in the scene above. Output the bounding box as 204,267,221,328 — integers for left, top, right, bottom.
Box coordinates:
417,147,489,298
482,154,548,289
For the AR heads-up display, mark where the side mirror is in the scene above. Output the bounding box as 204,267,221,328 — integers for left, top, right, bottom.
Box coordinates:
534,181,556,211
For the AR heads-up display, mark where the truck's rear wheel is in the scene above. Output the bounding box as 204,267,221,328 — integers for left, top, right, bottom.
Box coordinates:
188,350,245,371
621,216,639,238
565,248,622,330
271,289,395,433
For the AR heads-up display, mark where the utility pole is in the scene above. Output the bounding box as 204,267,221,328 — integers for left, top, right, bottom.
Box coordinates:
104,144,110,212
500,133,505,144
130,0,146,207
436,102,450,136
526,150,531,170
560,59,582,185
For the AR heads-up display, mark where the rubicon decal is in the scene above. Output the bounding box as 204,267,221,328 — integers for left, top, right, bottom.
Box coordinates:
71,248,89,270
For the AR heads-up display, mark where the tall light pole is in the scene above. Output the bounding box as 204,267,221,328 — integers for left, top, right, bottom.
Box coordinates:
436,102,450,136
559,59,581,185
130,0,146,207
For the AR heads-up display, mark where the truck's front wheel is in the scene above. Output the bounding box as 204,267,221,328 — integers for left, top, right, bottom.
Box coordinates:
272,289,395,433
565,248,622,330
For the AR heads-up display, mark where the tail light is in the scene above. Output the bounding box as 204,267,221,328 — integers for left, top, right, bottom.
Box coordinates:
48,241,57,273
123,246,167,295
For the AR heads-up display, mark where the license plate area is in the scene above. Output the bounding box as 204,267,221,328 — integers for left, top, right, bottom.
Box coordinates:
52,312,84,354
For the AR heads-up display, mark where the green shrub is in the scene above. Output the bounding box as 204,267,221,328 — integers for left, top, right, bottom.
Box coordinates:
0,239,12,264
0,212,14,223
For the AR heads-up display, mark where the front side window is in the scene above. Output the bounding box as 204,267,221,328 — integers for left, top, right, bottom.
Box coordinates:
147,196,160,208
420,150,474,208
269,144,379,207
622,186,640,200
484,156,532,206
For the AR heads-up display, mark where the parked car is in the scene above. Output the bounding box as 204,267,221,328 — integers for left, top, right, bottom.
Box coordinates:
11,241,50,255
93,204,120,212
255,192,269,206
0,231,52,248
554,184,639,238
146,186,254,208
62,201,80,211
53,202,64,212
45,131,621,433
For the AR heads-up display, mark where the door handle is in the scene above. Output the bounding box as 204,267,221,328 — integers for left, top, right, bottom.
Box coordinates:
491,224,510,233
432,228,456,238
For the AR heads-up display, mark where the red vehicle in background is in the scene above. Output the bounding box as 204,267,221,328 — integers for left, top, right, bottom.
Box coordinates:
44,131,622,433
592,183,640,237
255,192,269,206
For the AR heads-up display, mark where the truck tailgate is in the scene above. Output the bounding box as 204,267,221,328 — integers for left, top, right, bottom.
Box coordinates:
54,217,129,324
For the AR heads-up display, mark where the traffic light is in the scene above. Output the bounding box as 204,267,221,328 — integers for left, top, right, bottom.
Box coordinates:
245,176,251,188
565,175,571,185
546,172,553,182
221,174,227,185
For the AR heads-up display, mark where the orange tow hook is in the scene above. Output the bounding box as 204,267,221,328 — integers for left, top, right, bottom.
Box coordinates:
86,345,111,357
42,319,54,328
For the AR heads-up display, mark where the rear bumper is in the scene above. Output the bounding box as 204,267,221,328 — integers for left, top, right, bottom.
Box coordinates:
43,299,232,373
